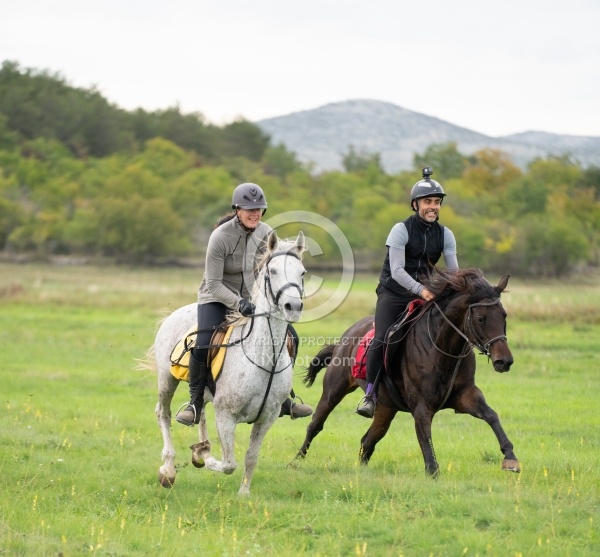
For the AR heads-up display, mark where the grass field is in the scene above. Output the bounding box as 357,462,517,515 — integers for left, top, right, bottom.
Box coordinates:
1,262,599,556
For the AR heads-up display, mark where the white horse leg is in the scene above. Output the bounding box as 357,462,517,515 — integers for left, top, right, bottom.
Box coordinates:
156,375,179,487
190,407,212,468
203,411,237,475
239,415,278,496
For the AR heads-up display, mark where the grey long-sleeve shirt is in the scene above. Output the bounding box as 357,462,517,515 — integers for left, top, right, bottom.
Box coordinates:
387,222,458,296
198,218,272,309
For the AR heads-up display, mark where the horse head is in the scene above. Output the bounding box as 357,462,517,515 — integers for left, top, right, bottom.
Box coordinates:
257,230,306,322
465,273,513,373
427,269,513,373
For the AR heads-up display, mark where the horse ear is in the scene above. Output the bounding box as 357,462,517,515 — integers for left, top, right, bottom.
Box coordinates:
495,274,511,294
295,231,306,255
267,230,278,252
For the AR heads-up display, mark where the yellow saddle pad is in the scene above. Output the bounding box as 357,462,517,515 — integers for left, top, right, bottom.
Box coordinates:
170,325,234,382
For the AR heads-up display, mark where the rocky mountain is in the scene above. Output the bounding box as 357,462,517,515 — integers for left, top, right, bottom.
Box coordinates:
256,99,600,174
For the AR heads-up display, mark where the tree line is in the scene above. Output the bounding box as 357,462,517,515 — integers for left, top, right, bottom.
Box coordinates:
1,60,599,277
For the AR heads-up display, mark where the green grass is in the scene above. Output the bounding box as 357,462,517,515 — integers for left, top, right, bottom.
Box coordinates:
1,263,599,556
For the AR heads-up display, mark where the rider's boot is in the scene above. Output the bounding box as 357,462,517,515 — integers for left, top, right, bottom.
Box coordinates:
280,397,313,419
356,383,376,419
176,352,208,426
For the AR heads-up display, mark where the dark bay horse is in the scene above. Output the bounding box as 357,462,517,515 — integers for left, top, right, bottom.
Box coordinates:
297,268,520,476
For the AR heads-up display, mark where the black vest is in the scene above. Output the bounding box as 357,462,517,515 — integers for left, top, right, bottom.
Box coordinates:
379,214,445,296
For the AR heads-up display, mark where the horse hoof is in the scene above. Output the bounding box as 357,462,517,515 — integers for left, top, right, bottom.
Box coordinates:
190,441,210,468
159,473,176,488
502,459,521,473
192,453,205,469
190,441,211,452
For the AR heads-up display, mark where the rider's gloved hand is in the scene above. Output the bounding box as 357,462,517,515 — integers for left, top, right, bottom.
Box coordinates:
239,299,256,316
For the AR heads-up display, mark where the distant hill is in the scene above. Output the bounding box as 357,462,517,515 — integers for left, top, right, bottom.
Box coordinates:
256,99,600,173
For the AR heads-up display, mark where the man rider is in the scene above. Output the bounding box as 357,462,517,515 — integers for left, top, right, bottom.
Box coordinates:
356,167,459,418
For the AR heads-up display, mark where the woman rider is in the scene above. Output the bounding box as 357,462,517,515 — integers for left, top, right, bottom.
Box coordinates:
175,182,313,426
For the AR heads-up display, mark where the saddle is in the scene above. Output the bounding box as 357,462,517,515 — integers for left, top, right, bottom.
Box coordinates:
351,300,426,380
169,325,295,383
170,326,233,382
351,327,375,380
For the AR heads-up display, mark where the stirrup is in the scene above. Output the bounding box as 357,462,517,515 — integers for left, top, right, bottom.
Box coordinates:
356,395,375,418
289,396,313,419
175,401,198,426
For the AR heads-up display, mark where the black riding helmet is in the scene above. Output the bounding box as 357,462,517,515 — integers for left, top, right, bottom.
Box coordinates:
231,183,268,213
410,167,446,211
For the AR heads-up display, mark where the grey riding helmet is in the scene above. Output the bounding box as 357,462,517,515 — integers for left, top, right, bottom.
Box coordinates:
410,167,446,210
231,183,268,212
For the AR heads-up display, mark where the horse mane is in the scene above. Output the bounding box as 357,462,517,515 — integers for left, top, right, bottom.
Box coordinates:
423,268,498,307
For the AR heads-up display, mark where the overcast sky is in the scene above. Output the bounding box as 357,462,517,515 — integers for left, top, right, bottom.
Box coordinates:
3,0,599,137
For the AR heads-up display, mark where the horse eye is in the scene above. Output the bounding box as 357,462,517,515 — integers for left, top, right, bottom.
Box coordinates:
269,268,277,275
477,315,485,324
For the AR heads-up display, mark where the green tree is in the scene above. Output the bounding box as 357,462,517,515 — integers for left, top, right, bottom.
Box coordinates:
132,138,196,180
462,149,522,195
91,195,189,260
413,142,474,180
218,119,270,162
341,145,384,174
0,61,130,157
516,215,590,277
577,165,600,200
0,196,24,249
0,114,19,150
262,143,303,180
503,175,550,217
138,106,215,159
169,166,234,225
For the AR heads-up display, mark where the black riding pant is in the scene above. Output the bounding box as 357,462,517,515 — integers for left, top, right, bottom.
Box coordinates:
365,285,417,386
192,302,228,363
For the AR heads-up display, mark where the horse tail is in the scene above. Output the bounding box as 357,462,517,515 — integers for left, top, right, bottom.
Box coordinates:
134,311,171,372
134,343,156,372
303,344,335,387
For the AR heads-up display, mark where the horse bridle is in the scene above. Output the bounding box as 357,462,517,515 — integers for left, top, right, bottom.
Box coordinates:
262,250,305,308
430,298,508,358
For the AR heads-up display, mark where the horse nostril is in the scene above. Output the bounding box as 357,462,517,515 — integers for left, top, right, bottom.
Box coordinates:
494,359,511,373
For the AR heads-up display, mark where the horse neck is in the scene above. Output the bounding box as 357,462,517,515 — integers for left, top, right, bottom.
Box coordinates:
244,279,290,359
243,312,290,368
